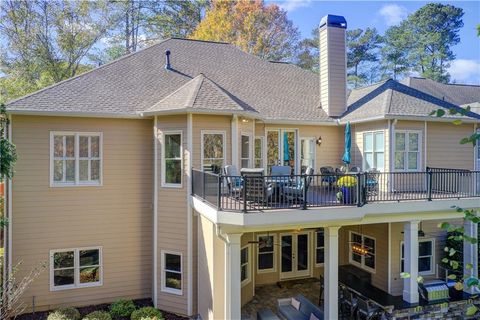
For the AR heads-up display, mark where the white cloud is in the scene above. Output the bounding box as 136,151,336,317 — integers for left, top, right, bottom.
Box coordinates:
379,4,407,26
448,59,480,84
276,0,312,12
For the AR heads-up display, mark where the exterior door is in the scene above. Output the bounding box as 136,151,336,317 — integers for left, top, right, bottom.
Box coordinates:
280,232,310,279
266,129,298,174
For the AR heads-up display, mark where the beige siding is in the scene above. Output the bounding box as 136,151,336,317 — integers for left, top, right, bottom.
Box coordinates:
11,115,153,312
426,122,475,170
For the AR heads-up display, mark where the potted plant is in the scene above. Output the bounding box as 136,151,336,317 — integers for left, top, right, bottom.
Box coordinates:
337,175,357,204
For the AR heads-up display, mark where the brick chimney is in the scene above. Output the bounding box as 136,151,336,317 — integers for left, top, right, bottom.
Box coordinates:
319,14,347,117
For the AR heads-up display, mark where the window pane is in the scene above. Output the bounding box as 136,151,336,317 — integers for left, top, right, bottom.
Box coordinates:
352,253,361,263
258,236,274,253
165,271,181,290
364,237,375,255
395,152,405,170
364,255,375,269
241,135,249,158
419,241,432,256
66,160,75,182
80,160,89,181
364,133,373,152
375,152,384,170
374,133,384,152
419,257,431,273
54,136,64,157
54,160,64,181
165,253,181,272
409,133,419,151
203,134,223,159
254,159,262,168
365,152,373,170
80,267,100,283
80,249,99,266
79,136,89,157
408,152,418,170
65,136,75,157
54,269,74,286
267,131,279,167
54,251,74,268
395,133,405,151
254,138,262,158
258,253,273,270
91,160,100,181
316,231,324,248
91,136,100,157
316,248,324,264
241,265,247,281
165,134,181,159
241,159,250,169
241,248,248,265
165,159,181,184
352,233,362,244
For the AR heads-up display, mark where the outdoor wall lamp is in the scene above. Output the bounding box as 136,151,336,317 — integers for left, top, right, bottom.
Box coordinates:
316,136,322,145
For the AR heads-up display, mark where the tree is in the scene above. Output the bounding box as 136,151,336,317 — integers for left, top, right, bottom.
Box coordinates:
402,3,464,83
0,104,16,180
294,28,319,72
191,0,300,62
346,28,383,88
381,25,413,80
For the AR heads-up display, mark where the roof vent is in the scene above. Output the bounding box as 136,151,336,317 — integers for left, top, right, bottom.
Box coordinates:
165,50,171,70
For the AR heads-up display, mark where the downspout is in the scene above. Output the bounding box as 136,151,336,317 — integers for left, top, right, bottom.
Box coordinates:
389,119,397,192
153,116,158,307
187,113,193,315
424,122,427,170
7,114,12,279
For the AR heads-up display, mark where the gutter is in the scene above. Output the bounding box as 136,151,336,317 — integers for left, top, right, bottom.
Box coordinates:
7,110,143,119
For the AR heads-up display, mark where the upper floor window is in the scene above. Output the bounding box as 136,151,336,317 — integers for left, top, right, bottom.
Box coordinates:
395,131,420,171
162,131,182,187
241,134,251,168
254,137,264,168
363,131,384,171
50,247,102,291
201,131,225,172
51,132,102,187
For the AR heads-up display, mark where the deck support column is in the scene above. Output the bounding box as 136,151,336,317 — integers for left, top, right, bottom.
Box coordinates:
325,226,340,319
225,233,242,320
463,217,478,294
403,221,419,303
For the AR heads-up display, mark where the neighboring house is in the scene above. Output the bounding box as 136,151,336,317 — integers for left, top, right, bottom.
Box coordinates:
3,14,480,320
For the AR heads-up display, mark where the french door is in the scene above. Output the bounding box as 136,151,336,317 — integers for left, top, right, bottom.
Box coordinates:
280,232,310,279
266,129,298,174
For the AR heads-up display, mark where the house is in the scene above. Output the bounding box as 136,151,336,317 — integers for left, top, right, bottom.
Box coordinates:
3,14,480,320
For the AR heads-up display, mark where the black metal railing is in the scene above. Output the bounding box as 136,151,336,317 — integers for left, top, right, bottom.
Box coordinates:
191,168,480,213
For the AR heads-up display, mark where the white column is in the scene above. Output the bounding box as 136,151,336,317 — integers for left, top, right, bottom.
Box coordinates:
403,221,419,303
231,115,239,168
324,226,340,319
464,218,478,294
225,233,242,320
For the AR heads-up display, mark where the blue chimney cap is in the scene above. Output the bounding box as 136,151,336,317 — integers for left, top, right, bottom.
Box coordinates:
319,14,347,29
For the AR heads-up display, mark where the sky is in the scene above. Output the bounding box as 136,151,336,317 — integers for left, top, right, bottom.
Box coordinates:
268,0,480,84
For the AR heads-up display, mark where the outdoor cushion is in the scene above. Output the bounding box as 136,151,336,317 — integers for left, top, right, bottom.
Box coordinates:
291,297,301,310
309,313,319,320
271,165,291,176
278,305,308,320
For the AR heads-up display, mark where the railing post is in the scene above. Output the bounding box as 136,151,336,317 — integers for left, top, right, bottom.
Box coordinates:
302,175,307,210
202,171,206,200
427,170,433,201
217,174,222,210
356,173,362,207
243,176,247,213
191,169,194,196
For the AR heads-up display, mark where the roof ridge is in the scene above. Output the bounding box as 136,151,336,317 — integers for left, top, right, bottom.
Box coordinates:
195,74,248,111
6,38,174,106
189,74,206,108
351,79,391,91
171,37,230,45
383,88,394,114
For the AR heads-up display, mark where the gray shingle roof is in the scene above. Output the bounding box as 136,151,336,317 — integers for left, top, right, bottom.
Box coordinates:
7,38,330,122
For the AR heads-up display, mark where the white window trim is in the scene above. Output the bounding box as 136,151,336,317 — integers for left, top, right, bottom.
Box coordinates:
201,130,226,171
315,229,324,267
362,131,385,171
394,130,422,172
256,233,277,273
300,137,316,171
348,231,376,273
161,130,183,188
50,246,103,291
161,250,183,295
241,245,251,287
254,136,265,169
50,131,103,187
400,238,435,276
241,133,252,169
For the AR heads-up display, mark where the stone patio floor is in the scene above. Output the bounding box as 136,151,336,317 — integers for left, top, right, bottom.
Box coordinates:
241,278,323,320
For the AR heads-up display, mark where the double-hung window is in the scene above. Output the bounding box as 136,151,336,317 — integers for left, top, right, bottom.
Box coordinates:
363,131,384,171
241,245,251,286
395,131,420,171
401,239,434,275
315,229,325,265
161,251,182,295
162,132,182,187
51,132,102,186
50,247,102,291
257,234,276,272
254,137,264,168
241,134,251,168
201,131,225,172
349,232,376,272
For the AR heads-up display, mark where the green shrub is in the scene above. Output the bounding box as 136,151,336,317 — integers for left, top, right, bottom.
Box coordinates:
83,311,112,320
110,299,136,318
130,307,163,320
47,307,81,320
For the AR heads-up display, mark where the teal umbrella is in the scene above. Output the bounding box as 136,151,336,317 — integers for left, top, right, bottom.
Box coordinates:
342,122,351,165
283,132,290,162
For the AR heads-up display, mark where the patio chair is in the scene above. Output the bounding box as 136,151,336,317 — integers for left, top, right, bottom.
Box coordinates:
320,166,337,188
350,166,361,173
365,169,379,196
283,167,314,203
270,165,291,176
224,165,242,196
339,286,357,318
356,297,382,320
241,168,273,203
